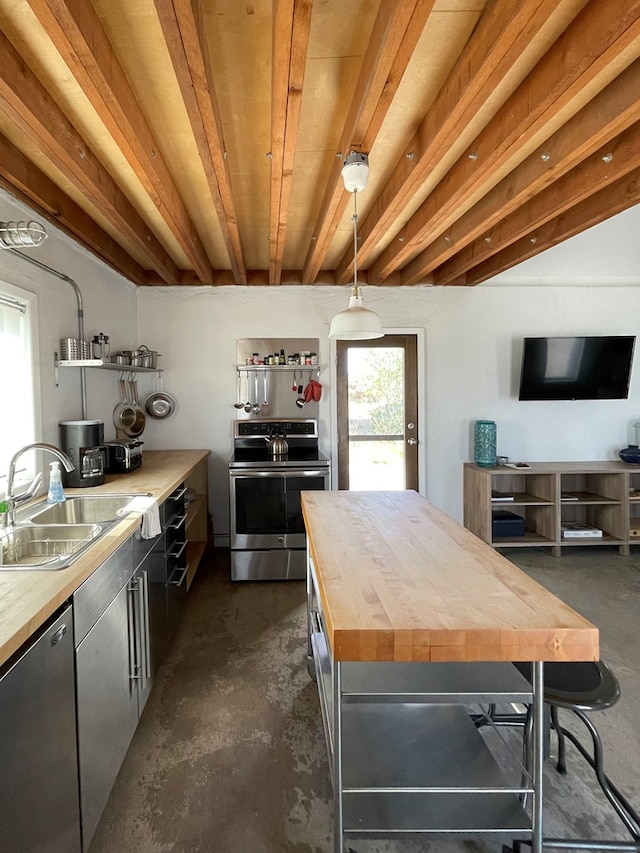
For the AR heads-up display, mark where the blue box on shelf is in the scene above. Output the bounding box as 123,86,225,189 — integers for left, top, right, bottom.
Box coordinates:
492,510,525,538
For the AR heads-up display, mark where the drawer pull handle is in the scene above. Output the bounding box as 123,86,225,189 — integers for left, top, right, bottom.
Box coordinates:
168,565,188,586
167,540,188,560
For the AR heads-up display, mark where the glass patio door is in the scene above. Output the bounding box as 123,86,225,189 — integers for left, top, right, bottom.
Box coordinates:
336,335,419,491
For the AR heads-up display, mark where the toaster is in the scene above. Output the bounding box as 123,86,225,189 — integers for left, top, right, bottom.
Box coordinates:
104,439,143,473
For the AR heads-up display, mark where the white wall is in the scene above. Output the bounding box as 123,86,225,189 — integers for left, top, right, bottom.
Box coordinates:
137,276,640,542
3,184,639,540
0,189,138,456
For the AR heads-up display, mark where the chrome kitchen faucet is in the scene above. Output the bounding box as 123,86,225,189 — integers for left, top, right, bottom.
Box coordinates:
3,443,74,528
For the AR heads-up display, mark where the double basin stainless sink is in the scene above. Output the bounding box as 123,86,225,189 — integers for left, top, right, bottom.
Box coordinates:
0,495,146,570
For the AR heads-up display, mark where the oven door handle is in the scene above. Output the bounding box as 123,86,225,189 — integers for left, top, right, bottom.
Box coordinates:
229,469,329,478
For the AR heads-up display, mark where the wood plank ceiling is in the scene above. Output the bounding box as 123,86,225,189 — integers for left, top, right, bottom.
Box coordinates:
0,0,639,288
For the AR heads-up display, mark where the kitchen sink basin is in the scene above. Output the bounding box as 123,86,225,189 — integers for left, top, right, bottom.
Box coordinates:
0,524,103,570
27,494,145,525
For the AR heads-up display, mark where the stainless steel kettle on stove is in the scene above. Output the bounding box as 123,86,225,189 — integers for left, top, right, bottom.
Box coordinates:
265,428,288,459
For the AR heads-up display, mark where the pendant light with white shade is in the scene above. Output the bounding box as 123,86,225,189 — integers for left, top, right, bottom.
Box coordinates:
328,153,384,340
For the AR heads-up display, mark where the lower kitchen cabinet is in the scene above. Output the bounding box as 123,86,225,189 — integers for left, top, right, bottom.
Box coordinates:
164,484,188,639
183,460,209,589
134,526,169,705
74,493,191,850
74,536,139,851
0,603,81,853
0,454,209,853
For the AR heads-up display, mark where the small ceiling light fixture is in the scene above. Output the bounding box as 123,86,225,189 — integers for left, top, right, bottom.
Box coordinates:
0,220,47,249
328,152,384,340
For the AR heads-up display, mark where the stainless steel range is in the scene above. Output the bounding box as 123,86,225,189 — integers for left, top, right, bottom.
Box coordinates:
229,418,330,581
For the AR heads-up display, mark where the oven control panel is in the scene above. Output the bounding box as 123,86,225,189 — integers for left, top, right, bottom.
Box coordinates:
234,419,318,438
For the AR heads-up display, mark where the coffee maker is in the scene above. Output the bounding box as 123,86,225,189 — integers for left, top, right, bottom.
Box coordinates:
59,419,105,487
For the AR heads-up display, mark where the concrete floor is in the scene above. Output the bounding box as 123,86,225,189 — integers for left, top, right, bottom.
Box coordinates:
89,545,640,853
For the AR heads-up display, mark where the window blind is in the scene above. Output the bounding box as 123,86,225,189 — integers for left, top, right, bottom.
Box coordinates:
0,292,27,335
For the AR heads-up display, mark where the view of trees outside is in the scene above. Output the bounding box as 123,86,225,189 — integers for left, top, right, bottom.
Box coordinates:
347,347,406,490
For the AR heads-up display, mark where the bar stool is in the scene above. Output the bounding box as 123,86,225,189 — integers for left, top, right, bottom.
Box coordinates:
503,660,640,852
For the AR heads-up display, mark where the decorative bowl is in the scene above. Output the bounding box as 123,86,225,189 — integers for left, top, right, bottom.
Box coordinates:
619,445,640,464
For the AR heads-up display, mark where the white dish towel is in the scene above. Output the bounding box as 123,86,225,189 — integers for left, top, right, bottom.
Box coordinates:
117,495,162,539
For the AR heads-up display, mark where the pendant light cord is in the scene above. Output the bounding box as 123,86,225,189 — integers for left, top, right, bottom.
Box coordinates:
352,189,359,292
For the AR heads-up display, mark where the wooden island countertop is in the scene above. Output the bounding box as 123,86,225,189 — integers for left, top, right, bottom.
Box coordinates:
0,449,209,667
301,490,599,664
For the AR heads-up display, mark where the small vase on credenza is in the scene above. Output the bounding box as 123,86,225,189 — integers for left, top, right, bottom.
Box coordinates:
474,419,497,467
618,422,640,464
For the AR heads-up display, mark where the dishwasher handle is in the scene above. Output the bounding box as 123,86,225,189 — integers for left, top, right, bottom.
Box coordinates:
127,578,140,683
127,572,151,685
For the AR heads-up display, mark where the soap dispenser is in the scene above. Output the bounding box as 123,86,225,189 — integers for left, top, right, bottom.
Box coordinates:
47,461,66,503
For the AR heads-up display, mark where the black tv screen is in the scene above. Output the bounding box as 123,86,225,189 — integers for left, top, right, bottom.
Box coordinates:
518,336,635,400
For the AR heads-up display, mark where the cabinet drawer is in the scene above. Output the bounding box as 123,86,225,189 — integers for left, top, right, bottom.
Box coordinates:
162,483,186,526
73,536,134,646
165,512,187,551
167,538,188,578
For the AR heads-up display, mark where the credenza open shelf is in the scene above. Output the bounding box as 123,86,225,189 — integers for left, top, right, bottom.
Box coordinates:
464,461,640,556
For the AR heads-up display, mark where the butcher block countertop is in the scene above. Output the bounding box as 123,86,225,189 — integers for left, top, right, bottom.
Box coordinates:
301,490,599,664
0,449,209,668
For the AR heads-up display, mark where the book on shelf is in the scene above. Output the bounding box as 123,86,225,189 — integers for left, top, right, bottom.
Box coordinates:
561,521,603,539
491,491,514,502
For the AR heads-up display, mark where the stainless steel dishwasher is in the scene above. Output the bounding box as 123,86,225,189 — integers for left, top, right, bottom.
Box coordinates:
74,535,137,852
0,603,81,853
74,528,167,851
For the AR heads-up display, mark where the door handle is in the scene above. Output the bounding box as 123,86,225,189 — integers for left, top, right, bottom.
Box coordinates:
407,437,417,445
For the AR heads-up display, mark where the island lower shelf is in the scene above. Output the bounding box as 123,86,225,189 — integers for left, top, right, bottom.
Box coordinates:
310,614,534,841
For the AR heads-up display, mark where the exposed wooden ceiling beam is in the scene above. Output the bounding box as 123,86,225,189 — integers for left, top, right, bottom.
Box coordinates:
301,0,434,285
403,58,640,285
176,268,339,286
269,0,313,284
0,132,150,285
432,121,640,286
0,30,180,282
24,0,214,284
334,0,564,284
154,0,247,284
370,0,640,285
460,167,640,285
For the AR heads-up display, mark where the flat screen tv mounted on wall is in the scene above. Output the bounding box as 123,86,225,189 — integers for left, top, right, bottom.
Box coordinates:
518,336,635,401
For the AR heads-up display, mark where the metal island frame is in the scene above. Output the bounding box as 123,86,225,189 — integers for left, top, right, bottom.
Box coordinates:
301,490,599,853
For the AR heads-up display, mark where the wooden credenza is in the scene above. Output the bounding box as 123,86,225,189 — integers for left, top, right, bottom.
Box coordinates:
464,460,640,556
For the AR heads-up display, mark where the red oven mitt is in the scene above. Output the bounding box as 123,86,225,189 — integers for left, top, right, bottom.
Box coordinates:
303,379,322,403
